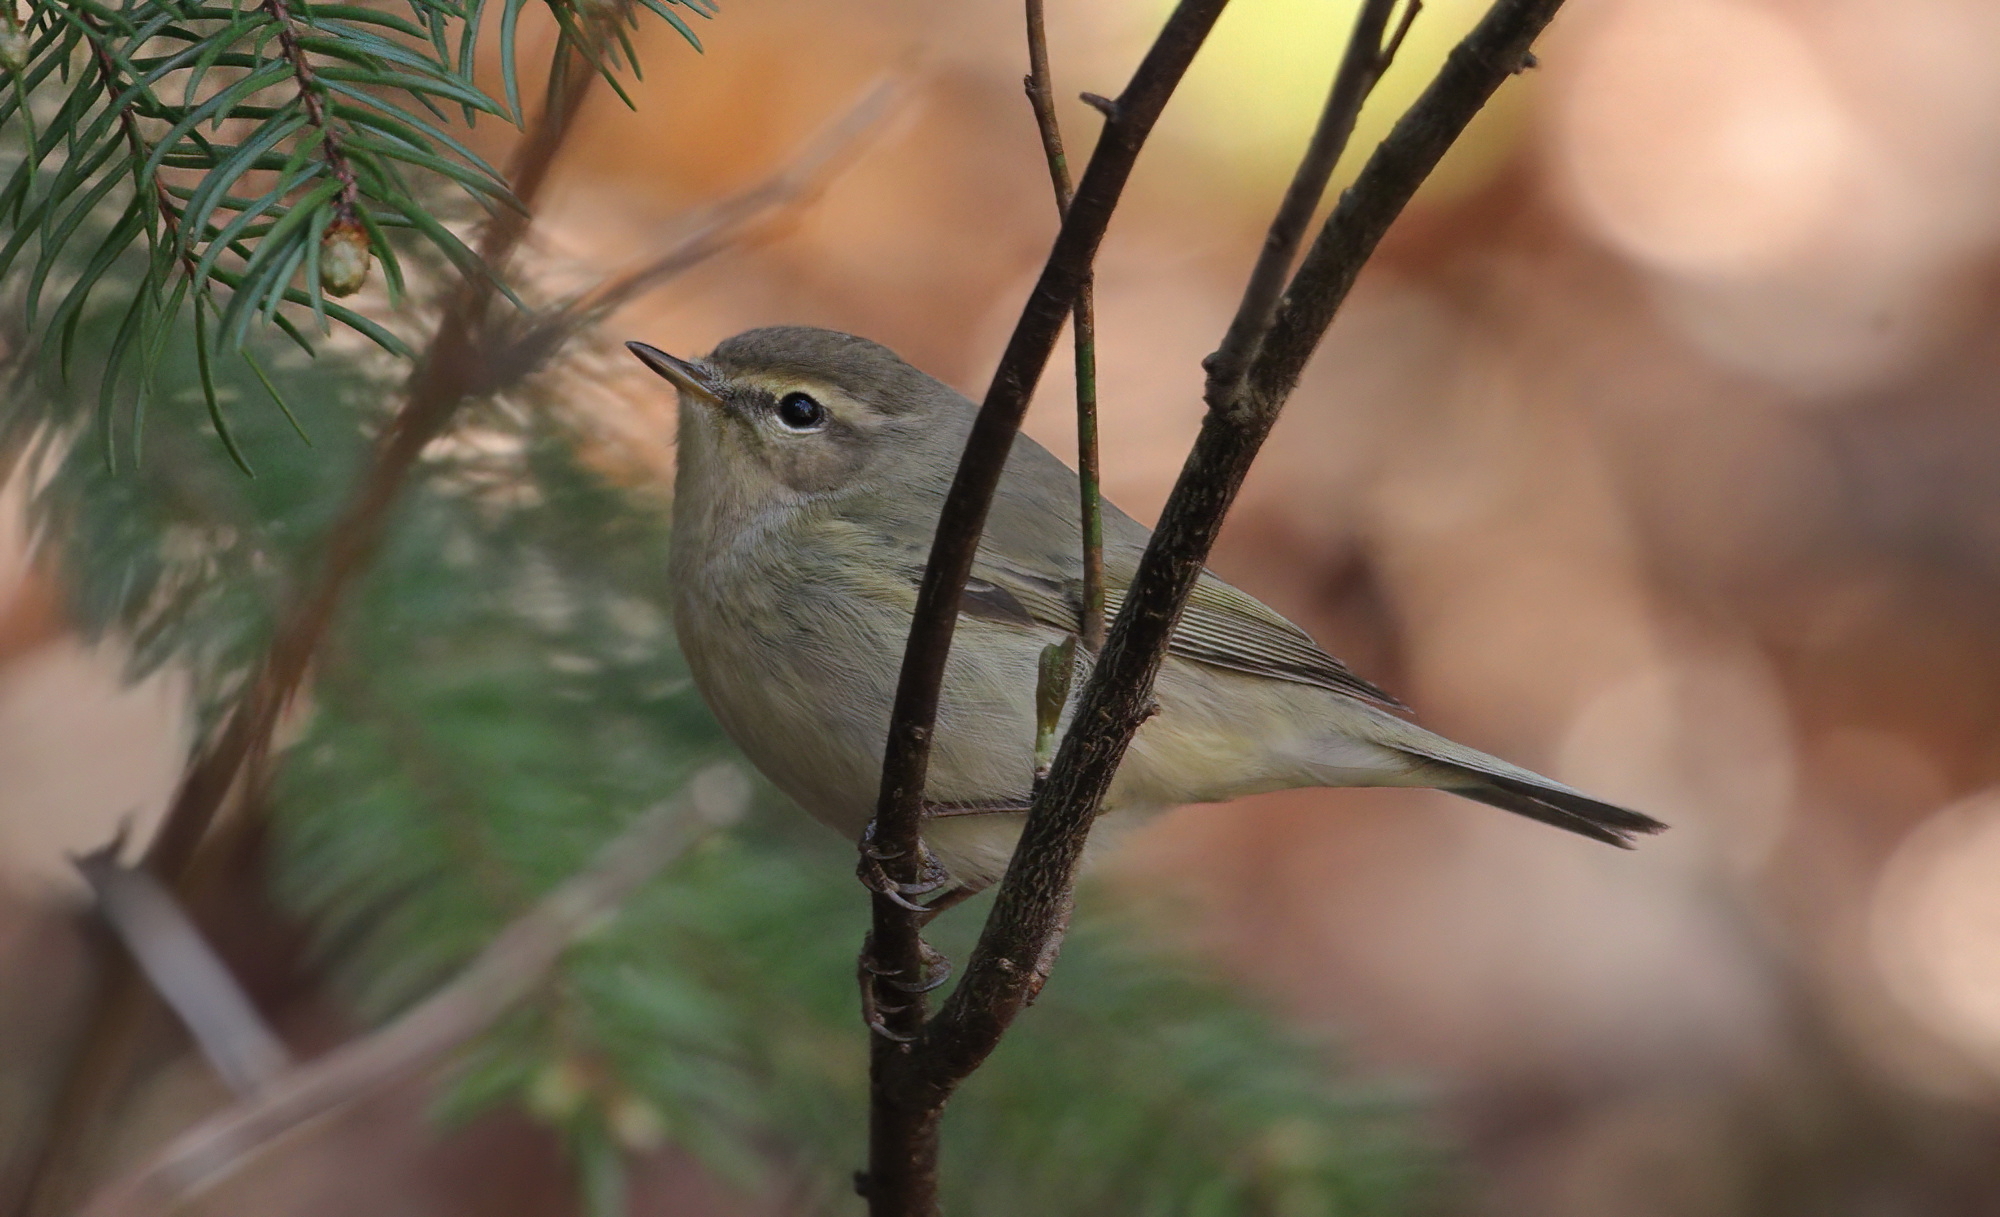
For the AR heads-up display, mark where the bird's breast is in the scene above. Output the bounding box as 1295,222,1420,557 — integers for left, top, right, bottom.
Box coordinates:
671,537,904,839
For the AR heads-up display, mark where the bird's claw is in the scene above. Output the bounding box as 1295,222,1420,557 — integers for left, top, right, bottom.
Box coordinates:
855,822,952,909
887,939,953,994
859,935,934,1042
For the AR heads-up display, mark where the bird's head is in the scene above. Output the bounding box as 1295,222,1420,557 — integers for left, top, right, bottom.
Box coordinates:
628,326,968,510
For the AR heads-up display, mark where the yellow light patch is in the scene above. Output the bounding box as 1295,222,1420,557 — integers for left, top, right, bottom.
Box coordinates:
1157,0,1532,205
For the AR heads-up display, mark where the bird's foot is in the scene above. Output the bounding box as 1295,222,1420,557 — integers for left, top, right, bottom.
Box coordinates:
857,947,915,1042
857,936,952,1041
855,822,951,912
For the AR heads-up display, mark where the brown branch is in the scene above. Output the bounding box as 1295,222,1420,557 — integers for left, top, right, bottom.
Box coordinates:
75,16,194,277
924,0,1563,1084
13,42,603,1217
73,770,744,1217
501,76,903,380
1023,0,1105,654
858,3,1229,1213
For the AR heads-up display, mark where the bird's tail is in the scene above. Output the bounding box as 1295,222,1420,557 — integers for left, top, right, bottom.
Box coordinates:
1337,713,1667,848
1433,770,1665,847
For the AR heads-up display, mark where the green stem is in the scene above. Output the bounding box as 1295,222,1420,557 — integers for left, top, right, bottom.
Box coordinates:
1072,281,1104,652
1024,0,1106,652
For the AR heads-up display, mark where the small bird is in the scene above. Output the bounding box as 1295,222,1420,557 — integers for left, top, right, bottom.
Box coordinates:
631,327,1663,896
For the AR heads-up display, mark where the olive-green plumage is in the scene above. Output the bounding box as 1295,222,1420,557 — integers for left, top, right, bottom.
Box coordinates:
632,326,1663,888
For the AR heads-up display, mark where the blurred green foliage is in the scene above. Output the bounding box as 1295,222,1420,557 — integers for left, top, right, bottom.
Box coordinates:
3,170,1443,1217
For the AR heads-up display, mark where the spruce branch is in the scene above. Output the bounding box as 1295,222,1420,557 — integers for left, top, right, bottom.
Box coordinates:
13,42,606,1217
0,0,714,443
260,0,364,290
76,9,189,274
9,54,887,1216
74,772,742,1217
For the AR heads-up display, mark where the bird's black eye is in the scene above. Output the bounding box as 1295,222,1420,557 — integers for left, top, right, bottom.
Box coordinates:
775,391,827,431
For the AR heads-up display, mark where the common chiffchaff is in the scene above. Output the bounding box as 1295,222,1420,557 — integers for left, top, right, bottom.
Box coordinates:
631,327,1662,891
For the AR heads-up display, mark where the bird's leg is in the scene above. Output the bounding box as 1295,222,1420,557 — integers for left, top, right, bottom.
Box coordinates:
853,800,1016,1037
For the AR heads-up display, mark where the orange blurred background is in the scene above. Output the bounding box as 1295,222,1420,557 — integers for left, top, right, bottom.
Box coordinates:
8,0,2000,1212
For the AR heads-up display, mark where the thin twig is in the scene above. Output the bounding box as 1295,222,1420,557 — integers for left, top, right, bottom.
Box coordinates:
264,0,360,225
926,0,1562,1084
75,14,194,277
1202,0,1410,405
1023,0,1104,653
859,4,1229,1214
73,768,746,1217
74,842,293,1097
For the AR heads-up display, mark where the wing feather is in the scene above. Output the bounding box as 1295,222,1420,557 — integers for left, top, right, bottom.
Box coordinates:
1134,578,1406,709
965,556,1406,711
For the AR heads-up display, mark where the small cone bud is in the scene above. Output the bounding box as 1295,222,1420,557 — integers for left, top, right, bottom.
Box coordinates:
606,1092,669,1153
525,1056,593,1122
0,16,27,73
318,218,371,297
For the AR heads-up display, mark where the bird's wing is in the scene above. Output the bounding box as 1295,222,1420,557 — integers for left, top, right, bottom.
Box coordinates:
944,426,1405,709
970,552,1406,711
1138,574,1407,710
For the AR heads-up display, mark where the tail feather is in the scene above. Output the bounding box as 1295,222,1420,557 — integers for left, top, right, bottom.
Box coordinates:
1350,714,1667,847
1444,774,1665,848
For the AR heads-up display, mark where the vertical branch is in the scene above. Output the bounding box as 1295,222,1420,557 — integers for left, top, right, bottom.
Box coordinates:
860,5,1231,1213
1023,0,1104,653
926,0,1561,1089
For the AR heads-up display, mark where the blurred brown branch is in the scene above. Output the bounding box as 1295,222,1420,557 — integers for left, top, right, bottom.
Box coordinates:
858,0,1561,1213
73,843,292,1098
497,76,905,385
74,769,744,1217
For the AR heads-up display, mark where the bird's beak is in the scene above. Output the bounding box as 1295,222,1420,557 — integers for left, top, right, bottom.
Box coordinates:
626,341,724,406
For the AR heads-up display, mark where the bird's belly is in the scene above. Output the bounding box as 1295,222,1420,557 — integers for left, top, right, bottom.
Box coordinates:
677,607,884,839
674,575,1052,843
